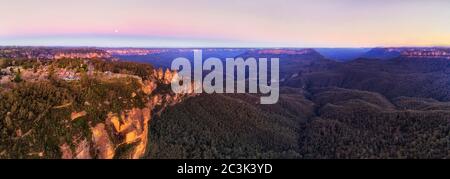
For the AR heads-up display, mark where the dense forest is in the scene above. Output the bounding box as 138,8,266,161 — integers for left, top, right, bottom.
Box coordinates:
148,93,310,159
148,86,450,159
148,57,450,159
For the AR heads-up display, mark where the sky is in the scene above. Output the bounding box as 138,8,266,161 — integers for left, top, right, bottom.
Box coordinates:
0,0,449,47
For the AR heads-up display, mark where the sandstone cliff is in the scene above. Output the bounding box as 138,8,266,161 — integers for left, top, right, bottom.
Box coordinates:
60,68,194,159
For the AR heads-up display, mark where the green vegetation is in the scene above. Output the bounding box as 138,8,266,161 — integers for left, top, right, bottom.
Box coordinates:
0,66,151,159
148,93,310,159
75,76,148,124
12,69,22,83
299,88,450,159
0,81,74,158
54,58,86,71
0,58,6,68
93,59,154,80
148,87,450,159
0,58,42,69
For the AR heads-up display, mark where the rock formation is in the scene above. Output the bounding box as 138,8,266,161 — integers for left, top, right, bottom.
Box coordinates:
60,69,195,159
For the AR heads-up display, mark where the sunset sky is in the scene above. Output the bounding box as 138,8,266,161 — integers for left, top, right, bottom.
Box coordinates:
1,0,449,47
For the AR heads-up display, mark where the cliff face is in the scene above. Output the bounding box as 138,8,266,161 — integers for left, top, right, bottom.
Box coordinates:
60,69,194,159
0,47,112,60
362,48,450,60
54,52,111,60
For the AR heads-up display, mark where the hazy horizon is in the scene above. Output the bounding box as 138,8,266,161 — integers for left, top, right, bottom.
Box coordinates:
0,45,449,49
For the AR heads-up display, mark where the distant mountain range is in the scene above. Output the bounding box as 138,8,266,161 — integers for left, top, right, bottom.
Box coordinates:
110,47,450,64
316,47,450,61
360,47,450,60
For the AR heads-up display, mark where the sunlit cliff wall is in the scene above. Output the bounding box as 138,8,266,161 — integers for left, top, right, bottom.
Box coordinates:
60,69,196,159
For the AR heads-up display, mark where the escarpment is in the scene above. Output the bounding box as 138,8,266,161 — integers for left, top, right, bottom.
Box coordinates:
59,68,196,159
0,58,196,159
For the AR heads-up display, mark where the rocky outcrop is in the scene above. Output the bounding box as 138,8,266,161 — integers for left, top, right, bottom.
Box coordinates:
163,69,174,84
54,52,111,60
141,80,157,95
0,47,111,60
60,143,73,159
105,48,167,56
74,139,92,159
60,139,91,159
71,111,87,121
152,68,180,85
106,107,151,159
59,69,195,159
154,68,164,81
91,123,115,159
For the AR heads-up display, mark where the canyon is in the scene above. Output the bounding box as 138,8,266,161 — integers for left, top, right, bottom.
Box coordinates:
1,47,450,159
